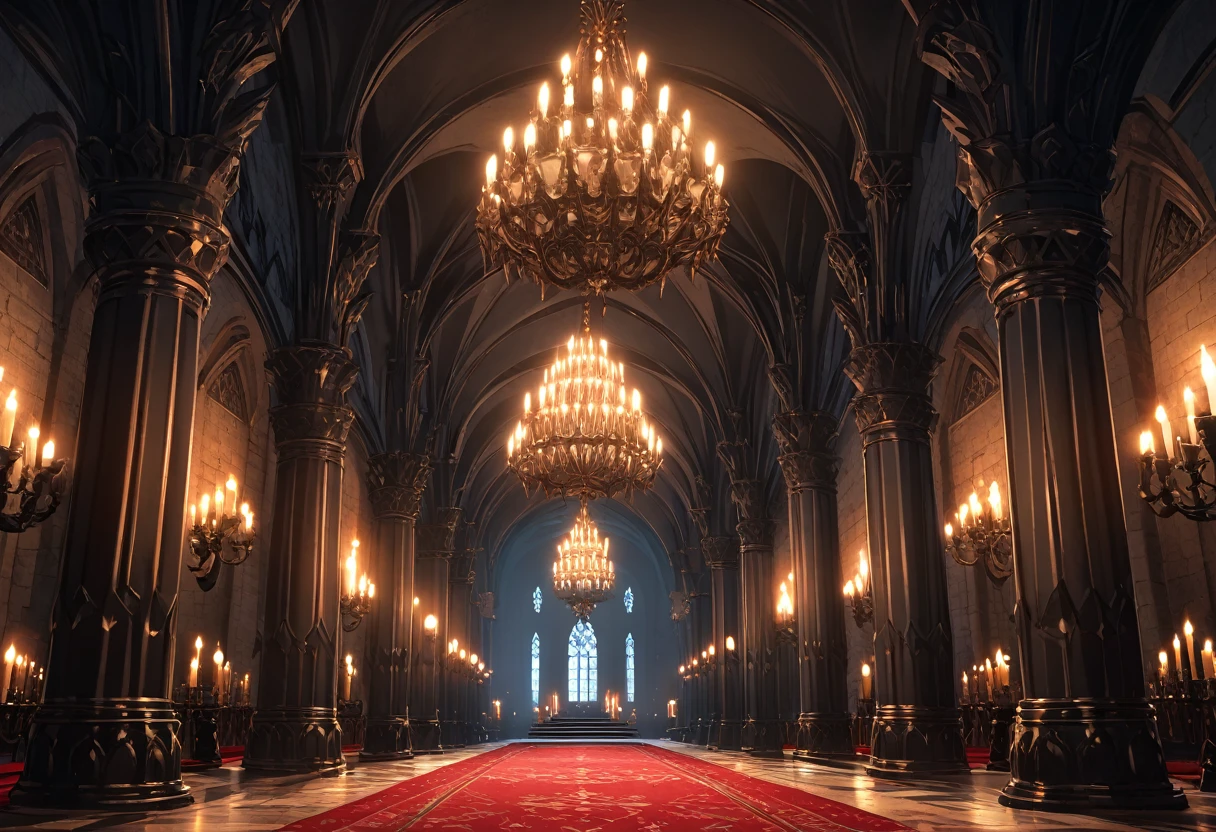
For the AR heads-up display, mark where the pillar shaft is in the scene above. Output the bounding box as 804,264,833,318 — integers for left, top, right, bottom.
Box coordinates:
360,452,429,760
14,134,236,807
704,537,743,750
976,185,1183,809
846,342,968,776
775,411,853,760
737,522,783,757
243,345,356,774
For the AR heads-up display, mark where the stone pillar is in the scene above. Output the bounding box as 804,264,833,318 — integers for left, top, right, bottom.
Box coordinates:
410,509,460,752
774,410,853,761
243,345,357,774
12,126,239,809
846,342,968,776
445,565,474,748
703,537,743,750
917,0,1185,809
360,452,430,760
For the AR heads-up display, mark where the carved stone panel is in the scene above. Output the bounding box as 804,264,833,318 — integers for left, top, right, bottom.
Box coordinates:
208,362,248,421
0,195,46,286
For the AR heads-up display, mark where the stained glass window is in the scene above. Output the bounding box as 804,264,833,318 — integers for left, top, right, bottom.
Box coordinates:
531,633,540,705
624,586,634,613
533,586,542,613
626,633,635,702
567,620,598,702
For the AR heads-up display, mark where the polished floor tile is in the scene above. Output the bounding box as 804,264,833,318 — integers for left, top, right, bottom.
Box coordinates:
2,741,1216,830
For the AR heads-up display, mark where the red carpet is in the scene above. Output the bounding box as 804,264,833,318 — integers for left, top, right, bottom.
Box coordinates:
281,743,911,831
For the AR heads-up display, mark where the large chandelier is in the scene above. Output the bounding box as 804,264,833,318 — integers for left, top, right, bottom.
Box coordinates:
553,501,614,619
506,302,662,500
475,0,729,295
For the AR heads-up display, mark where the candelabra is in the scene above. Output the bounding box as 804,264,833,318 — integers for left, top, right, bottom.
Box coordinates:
1139,348,1216,521
944,482,1012,585
842,550,874,628
0,438,66,535
187,476,255,591
340,539,374,632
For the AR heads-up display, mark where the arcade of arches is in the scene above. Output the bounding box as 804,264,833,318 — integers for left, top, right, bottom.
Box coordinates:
0,0,1214,830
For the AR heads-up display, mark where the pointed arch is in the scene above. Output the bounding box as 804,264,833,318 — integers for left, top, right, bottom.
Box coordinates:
567,620,597,702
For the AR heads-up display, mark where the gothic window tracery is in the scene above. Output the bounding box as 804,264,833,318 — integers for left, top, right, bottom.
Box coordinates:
567,620,597,702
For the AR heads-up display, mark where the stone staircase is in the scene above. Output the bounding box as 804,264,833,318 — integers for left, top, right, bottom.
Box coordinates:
528,714,639,740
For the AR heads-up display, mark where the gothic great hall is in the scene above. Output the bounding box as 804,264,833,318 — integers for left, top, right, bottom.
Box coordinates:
0,0,1209,830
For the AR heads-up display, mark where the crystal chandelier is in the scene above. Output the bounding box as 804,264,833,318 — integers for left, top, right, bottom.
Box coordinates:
475,0,729,295
553,501,614,619
506,301,662,500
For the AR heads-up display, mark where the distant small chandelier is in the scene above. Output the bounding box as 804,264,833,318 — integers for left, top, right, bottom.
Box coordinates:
553,501,615,619
475,0,729,296
506,301,661,501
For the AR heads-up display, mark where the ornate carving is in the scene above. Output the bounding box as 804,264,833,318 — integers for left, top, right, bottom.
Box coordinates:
300,152,362,214
772,411,839,492
736,518,773,548
242,706,344,774
366,452,430,520
867,704,969,776
417,507,463,559
825,231,873,348
917,1,1119,211
953,363,997,423
700,536,739,570
1003,700,1184,810
300,228,379,349
267,344,359,406
845,342,942,437
1147,200,1201,290
208,362,248,420
0,194,46,286
794,713,854,761
13,699,189,808
853,151,912,240
476,592,495,618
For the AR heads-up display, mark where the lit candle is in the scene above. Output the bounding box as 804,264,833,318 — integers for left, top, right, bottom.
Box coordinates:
1203,345,1216,414
1140,430,1156,456
1185,388,1200,444
985,658,993,700
858,550,868,592
189,657,199,688
1186,620,1197,677
38,440,52,468
1174,634,1183,675
213,645,224,686
861,662,872,699
2,644,14,697
1160,650,1170,684
1157,405,1174,458
226,476,238,515
1205,640,1215,680
1,390,16,449
346,541,359,597
199,493,210,526
962,671,968,699
988,482,1003,522
24,426,38,471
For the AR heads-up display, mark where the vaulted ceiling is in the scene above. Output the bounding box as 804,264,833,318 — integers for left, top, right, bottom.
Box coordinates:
0,0,937,599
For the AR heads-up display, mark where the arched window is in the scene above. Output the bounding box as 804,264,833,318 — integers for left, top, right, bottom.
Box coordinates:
531,633,540,705
624,587,634,613
567,620,597,702
533,586,542,613
626,633,635,702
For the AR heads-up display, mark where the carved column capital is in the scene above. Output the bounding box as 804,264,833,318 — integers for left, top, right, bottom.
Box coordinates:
773,411,839,493
417,507,464,559
700,536,739,570
367,452,431,520
852,151,912,214
845,342,942,439
301,151,363,214
266,345,358,460
737,519,773,549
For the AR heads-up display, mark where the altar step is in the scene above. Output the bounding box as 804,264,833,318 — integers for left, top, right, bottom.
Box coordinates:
528,715,639,739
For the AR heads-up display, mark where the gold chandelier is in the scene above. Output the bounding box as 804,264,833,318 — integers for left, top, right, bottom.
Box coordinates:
506,302,662,500
553,501,614,619
475,0,729,296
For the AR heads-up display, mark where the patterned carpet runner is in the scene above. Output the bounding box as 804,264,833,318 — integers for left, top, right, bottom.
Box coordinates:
281,742,911,831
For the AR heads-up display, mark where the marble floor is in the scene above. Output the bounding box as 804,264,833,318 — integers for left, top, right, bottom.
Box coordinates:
1,741,1215,831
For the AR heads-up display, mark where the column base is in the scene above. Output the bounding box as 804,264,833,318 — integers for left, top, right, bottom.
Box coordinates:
360,716,413,761
410,718,443,754
741,719,785,758
986,706,1015,772
708,719,743,751
1000,699,1187,811
440,720,465,748
12,698,192,809
243,706,345,775
866,705,969,778
793,712,855,762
